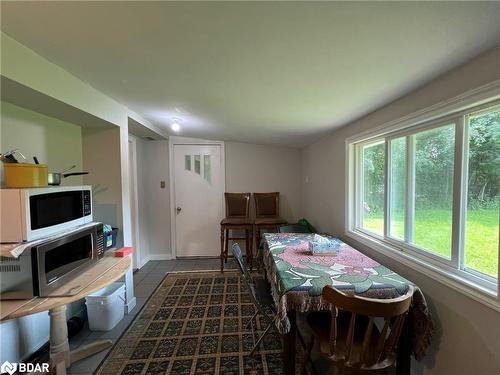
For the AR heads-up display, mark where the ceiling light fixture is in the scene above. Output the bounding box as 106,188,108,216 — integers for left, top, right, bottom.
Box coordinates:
171,117,182,132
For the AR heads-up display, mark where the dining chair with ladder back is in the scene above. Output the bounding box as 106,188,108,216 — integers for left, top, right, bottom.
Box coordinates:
253,192,287,268
300,285,414,375
232,243,277,358
220,192,253,271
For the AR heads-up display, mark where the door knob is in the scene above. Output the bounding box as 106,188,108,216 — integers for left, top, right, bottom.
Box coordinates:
176,207,182,213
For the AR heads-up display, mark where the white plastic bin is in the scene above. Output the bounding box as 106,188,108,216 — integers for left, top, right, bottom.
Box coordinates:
85,282,125,331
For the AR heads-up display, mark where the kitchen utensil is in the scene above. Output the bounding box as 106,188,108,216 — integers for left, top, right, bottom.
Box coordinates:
48,165,88,185
0,154,15,163
1,149,27,163
48,171,88,186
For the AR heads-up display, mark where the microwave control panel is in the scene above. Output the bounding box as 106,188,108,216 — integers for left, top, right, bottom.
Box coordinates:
96,230,104,259
83,190,91,216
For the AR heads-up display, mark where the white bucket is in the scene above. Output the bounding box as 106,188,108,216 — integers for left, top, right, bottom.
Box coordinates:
85,282,125,331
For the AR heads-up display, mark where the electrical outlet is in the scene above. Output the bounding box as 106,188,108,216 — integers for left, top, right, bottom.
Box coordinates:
160,180,166,188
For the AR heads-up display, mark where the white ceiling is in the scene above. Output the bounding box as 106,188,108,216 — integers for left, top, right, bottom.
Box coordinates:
1,2,500,147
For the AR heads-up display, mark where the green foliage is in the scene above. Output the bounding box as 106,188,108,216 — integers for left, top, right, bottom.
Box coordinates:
414,125,455,209
363,142,385,212
362,108,499,212
468,110,500,204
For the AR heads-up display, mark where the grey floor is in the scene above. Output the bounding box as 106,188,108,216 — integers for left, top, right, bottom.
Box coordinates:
67,257,237,375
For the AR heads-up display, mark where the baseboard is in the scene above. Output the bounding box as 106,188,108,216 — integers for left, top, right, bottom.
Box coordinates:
148,254,175,261
125,296,137,314
139,255,151,268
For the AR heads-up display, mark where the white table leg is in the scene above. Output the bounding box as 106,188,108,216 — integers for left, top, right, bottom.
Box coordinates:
124,257,136,314
49,305,70,372
48,305,113,375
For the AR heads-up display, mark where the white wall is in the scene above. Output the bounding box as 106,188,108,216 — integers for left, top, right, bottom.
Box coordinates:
136,140,302,260
225,141,302,222
0,33,157,364
1,31,164,254
82,126,124,246
301,46,500,374
0,102,85,363
134,139,171,261
133,136,150,266
0,101,83,186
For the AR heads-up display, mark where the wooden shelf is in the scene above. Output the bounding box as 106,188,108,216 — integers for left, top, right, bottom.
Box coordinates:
0,255,131,321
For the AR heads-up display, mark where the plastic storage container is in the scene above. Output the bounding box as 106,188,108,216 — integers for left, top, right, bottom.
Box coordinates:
104,228,119,250
4,163,48,187
85,282,125,331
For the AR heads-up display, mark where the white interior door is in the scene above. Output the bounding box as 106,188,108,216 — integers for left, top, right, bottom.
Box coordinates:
174,144,224,257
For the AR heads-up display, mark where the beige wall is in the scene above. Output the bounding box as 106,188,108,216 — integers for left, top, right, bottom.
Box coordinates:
0,34,154,365
139,139,171,259
82,126,123,246
301,46,500,374
0,101,85,363
0,101,83,186
225,141,302,223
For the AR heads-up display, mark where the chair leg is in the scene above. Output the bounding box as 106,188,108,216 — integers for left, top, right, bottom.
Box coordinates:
301,336,315,375
224,228,229,263
220,226,225,272
249,227,254,270
245,228,254,271
249,322,274,357
255,226,261,272
256,226,261,254
245,310,259,329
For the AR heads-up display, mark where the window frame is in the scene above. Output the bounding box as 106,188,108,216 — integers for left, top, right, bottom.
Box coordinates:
387,118,459,266
346,81,500,309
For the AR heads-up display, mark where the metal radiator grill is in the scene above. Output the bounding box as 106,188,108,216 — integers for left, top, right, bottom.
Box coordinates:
0,256,21,273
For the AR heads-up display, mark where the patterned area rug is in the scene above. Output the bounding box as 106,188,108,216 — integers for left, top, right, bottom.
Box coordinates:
95,271,284,375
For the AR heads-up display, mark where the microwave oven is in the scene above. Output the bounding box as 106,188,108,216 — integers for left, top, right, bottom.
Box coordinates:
0,222,104,299
0,185,93,243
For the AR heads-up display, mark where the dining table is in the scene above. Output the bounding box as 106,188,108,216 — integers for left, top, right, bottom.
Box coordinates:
262,232,433,375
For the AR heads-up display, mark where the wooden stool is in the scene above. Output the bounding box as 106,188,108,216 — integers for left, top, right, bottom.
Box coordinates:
253,192,287,253
220,193,253,271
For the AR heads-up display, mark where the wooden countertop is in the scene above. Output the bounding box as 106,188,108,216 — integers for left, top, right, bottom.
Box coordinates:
0,255,131,322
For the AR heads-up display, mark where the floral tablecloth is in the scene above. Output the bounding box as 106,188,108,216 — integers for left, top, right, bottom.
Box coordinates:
263,233,433,361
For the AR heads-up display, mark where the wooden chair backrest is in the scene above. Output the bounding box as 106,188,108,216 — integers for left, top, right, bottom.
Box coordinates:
224,192,251,218
254,192,280,218
321,285,413,369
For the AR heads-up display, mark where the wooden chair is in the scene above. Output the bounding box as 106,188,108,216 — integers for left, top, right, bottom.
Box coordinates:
302,285,414,374
220,192,253,271
253,192,287,252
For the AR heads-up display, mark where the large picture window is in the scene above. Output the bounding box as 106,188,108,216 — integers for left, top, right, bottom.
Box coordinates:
349,100,500,294
464,108,500,278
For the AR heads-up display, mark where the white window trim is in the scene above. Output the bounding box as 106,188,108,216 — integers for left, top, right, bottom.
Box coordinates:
345,229,500,312
345,79,500,311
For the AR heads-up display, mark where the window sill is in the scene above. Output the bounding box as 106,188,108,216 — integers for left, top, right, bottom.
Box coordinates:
345,229,500,312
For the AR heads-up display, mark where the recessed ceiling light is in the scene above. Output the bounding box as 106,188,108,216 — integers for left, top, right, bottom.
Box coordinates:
171,122,180,132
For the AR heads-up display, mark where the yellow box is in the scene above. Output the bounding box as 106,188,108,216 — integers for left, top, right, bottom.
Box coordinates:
4,163,48,188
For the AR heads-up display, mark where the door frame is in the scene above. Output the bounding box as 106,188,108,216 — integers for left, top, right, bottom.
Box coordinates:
128,135,141,268
169,136,226,258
